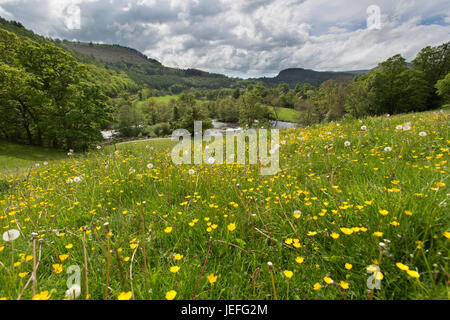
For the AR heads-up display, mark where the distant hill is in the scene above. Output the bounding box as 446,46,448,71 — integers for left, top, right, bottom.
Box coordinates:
62,42,162,66
1,16,359,90
253,68,354,87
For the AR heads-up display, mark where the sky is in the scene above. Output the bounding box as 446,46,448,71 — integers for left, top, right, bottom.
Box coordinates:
0,0,449,78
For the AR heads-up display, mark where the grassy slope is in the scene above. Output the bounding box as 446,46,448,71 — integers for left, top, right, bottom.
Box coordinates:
270,106,301,122
0,110,448,300
0,141,66,174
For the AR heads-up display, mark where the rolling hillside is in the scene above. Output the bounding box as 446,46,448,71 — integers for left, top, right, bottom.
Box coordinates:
1,16,357,91
254,68,354,87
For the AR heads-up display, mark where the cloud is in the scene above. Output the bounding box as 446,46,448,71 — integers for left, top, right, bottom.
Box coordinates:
1,0,449,77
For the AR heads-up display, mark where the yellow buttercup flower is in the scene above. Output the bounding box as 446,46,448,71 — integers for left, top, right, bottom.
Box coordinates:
169,266,180,273
323,276,333,284
164,226,173,233
227,223,236,232
117,291,132,300
340,228,353,235
59,254,69,262
373,232,383,237
283,270,293,279
313,283,321,290
339,281,349,289
32,291,51,300
379,209,389,216
330,232,340,239
174,253,183,261
165,290,177,300
295,257,304,264
396,262,409,271
52,264,63,274
406,270,420,278
207,273,218,284
345,263,352,270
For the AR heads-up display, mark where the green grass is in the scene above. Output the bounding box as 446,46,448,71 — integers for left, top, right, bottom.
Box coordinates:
151,95,179,104
0,141,66,174
270,106,301,122
0,110,448,300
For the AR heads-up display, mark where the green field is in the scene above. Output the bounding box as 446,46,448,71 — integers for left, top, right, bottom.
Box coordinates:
270,106,301,122
0,110,448,300
0,141,66,174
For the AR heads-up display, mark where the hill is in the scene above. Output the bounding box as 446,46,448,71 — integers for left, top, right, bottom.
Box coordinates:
254,68,354,87
0,16,356,91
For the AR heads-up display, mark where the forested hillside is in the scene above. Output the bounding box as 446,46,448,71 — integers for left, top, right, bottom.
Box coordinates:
1,16,448,152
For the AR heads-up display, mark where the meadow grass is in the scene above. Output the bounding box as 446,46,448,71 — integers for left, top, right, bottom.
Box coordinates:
0,110,448,300
270,106,301,122
0,141,66,174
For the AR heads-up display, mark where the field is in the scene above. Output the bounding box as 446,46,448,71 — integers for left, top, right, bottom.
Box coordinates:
0,142,66,173
270,106,301,122
0,110,448,300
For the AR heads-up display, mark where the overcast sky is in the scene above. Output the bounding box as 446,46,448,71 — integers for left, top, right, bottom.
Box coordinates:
0,0,449,78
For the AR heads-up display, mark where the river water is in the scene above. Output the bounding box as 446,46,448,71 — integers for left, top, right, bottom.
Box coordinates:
102,120,297,139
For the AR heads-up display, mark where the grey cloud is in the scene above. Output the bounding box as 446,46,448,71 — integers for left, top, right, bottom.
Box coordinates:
0,0,449,77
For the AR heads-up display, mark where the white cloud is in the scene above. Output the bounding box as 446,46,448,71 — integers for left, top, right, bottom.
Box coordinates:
0,0,448,77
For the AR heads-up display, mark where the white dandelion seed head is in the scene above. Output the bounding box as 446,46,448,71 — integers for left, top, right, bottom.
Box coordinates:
147,163,154,169
344,141,351,147
129,168,136,173
3,229,20,242
207,157,215,164
43,162,48,166
188,169,195,175
66,178,73,184
419,132,427,137
384,147,392,152
96,145,102,150
73,176,82,183
396,125,403,130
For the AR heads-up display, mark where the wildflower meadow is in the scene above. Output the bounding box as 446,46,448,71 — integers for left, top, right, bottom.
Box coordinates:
0,110,448,300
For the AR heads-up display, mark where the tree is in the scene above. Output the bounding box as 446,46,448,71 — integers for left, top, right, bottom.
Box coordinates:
435,72,450,105
413,42,450,108
277,83,290,95
0,39,113,149
365,55,428,115
0,63,47,145
0,29,19,65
